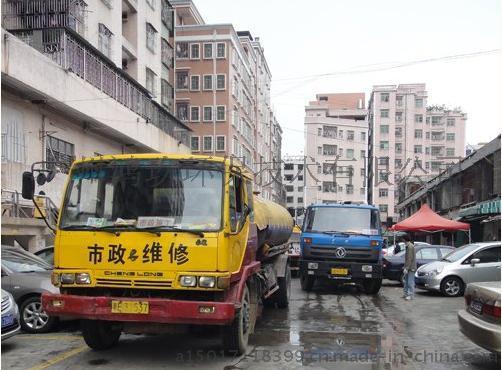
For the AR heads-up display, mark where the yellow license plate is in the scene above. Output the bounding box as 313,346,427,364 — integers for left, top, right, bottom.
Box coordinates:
111,300,149,314
331,268,348,275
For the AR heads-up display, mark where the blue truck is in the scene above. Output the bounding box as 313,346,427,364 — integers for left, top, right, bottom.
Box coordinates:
299,203,384,294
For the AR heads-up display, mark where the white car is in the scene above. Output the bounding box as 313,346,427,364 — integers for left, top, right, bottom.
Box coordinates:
1,289,20,340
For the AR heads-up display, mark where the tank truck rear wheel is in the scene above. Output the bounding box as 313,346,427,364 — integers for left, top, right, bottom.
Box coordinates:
223,285,250,355
300,271,315,292
362,278,382,295
275,263,291,308
82,320,121,350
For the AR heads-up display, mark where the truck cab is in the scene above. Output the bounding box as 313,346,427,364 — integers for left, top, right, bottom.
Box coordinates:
299,203,383,294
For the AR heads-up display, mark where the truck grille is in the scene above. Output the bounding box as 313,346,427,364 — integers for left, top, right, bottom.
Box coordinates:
309,245,377,261
1,295,11,313
95,278,173,289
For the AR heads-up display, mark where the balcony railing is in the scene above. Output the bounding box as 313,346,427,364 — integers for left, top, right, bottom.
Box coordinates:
6,28,190,146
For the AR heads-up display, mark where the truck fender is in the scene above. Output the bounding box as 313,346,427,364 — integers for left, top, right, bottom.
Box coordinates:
228,261,261,306
272,253,289,278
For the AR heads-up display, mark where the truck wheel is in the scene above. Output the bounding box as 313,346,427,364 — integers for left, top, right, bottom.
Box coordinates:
275,265,291,309
223,285,250,355
362,278,382,295
81,320,121,350
300,271,315,292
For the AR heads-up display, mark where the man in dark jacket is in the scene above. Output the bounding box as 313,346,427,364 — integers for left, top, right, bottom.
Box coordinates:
402,234,416,300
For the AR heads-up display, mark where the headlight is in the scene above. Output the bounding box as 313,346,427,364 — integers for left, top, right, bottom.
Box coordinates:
179,275,197,287
60,273,75,284
75,273,91,285
427,267,443,276
198,276,216,288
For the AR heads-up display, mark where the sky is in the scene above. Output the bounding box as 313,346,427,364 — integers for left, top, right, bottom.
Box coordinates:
195,0,502,156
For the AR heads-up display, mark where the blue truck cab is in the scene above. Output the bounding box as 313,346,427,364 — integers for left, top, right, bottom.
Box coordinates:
299,203,384,294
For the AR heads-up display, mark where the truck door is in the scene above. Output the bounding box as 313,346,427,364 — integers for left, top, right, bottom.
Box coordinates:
228,174,249,273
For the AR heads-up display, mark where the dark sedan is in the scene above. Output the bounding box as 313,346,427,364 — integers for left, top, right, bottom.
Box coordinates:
383,245,455,283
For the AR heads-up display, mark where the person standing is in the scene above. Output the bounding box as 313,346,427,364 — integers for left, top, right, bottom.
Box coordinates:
402,234,416,300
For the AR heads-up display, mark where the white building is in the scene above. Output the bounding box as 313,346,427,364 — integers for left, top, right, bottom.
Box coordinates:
282,155,305,224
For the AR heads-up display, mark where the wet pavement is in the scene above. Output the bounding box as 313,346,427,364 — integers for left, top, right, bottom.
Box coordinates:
2,279,499,370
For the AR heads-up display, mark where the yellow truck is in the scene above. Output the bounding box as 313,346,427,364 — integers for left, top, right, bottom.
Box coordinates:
22,154,293,354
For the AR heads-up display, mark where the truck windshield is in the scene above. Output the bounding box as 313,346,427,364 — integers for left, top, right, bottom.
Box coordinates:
59,161,223,232
304,207,380,236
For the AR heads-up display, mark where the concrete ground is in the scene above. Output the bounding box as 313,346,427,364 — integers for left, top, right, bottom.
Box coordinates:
2,279,499,370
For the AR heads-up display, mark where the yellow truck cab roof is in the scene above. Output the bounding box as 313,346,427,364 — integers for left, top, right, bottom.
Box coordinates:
74,154,254,180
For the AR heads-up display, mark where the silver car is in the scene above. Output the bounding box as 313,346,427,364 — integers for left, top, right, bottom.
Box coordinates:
458,282,500,353
1,289,20,340
415,242,501,297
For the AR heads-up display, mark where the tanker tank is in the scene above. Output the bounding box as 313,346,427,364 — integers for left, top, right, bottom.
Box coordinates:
253,197,294,252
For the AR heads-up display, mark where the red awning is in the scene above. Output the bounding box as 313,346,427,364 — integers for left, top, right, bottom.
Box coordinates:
391,204,470,232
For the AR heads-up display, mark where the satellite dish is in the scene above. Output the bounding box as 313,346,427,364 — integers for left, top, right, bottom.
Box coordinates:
36,172,47,186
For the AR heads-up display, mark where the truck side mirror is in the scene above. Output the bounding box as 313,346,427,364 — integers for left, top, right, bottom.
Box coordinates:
470,258,480,266
22,171,35,200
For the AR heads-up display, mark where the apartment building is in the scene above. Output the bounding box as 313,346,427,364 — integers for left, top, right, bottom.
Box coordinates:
1,0,190,249
171,0,282,201
304,93,368,206
282,156,306,224
367,84,466,223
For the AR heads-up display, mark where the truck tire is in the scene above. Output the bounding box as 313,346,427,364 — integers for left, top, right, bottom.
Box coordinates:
362,278,382,295
300,271,315,292
223,285,250,355
275,264,291,309
81,320,121,350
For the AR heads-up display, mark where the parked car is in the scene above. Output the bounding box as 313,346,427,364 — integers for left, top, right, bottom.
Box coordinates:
383,244,454,282
287,226,301,277
458,282,500,354
415,242,501,297
1,289,20,340
1,246,59,333
382,241,431,257
34,246,54,265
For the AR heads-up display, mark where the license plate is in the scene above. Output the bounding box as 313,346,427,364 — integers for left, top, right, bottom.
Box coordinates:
111,300,149,314
470,300,483,315
1,314,14,328
331,268,348,276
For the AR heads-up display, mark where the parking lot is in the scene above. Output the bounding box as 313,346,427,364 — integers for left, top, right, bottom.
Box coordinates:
2,279,499,370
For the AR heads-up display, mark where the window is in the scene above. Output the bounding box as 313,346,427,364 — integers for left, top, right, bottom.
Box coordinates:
285,175,293,181
346,185,354,194
396,95,403,106
425,147,430,154
203,136,213,152
415,98,423,108
161,0,173,29
360,150,366,159
160,79,172,108
190,43,200,59
146,23,157,52
469,246,501,263
190,106,200,122
216,74,226,90
286,196,294,203
431,116,441,125
395,143,402,153
161,38,173,67
426,132,430,139
447,118,455,126
380,141,389,150
216,136,225,151
379,188,388,197
346,149,354,159
317,146,322,155
216,42,226,58
446,148,455,156
203,106,213,122
339,148,343,156
338,130,343,139
378,157,389,165
191,136,200,151
284,164,294,171
176,70,188,90
415,114,423,123
46,136,74,173
216,106,226,121
379,171,388,182
425,162,430,169
360,168,365,176
176,42,189,58
431,146,443,156
318,128,322,136
395,159,402,168
203,75,213,90
98,23,112,58
380,109,389,118
417,248,438,260
360,132,366,141
347,130,354,141
317,166,321,174
298,186,304,192
322,182,336,193
414,129,423,139
176,102,188,121
380,125,389,134
381,93,389,102
146,68,156,94
379,204,388,213
395,111,403,123
446,133,455,141
395,127,403,137
203,43,213,59
298,197,304,203
285,185,294,192
414,145,422,153
190,75,200,91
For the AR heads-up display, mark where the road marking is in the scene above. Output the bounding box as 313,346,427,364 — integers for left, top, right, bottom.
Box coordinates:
27,345,88,370
19,334,83,341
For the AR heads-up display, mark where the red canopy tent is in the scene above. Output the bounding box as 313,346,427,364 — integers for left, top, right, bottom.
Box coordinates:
391,204,470,232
